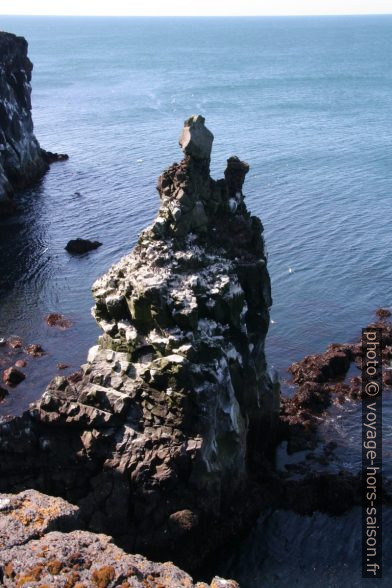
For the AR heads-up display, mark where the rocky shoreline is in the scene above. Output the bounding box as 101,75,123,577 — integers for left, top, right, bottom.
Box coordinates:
0,113,391,586
281,311,392,457
269,310,392,518
1,29,391,587
0,31,67,216
1,113,391,585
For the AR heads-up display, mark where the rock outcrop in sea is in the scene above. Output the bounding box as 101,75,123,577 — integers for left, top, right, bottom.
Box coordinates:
0,32,67,216
0,115,278,570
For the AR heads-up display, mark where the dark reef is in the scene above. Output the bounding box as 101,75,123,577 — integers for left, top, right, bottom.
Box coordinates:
65,238,103,254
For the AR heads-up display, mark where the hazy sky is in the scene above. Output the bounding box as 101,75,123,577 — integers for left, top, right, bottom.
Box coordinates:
0,0,391,16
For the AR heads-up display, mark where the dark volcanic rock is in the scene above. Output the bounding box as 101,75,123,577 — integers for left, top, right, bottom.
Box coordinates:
273,314,392,515
57,362,69,370
376,307,391,319
42,150,69,164
7,336,23,349
179,114,214,161
2,366,25,386
67,370,83,384
281,344,354,454
65,238,103,254
289,344,352,385
0,32,67,216
45,313,72,329
25,343,45,356
281,311,392,456
0,117,277,570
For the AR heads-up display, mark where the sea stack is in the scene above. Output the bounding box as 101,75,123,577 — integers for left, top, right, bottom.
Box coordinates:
0,116,278,569
0,32,67,216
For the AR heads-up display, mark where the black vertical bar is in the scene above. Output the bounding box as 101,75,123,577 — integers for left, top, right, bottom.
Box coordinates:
362,327,382,578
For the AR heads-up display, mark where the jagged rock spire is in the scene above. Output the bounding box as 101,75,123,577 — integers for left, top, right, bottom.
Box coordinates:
179,114,214,161
0,117,277,571
154,116,261,253
224,156,250,197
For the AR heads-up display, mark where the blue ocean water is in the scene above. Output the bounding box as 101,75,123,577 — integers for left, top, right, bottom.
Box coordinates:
0,15,391,585
0,15,391,407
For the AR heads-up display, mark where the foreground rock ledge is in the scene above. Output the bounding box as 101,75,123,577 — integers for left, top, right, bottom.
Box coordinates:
0,116,277,570
0,490,237,588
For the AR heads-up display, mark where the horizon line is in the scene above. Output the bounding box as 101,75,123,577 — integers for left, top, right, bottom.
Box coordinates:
1,12,392,18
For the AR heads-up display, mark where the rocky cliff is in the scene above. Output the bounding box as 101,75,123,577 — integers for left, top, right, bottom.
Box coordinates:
0,116,278,569
0,31,66,216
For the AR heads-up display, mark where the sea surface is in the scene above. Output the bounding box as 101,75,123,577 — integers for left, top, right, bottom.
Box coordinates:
0,15,391,586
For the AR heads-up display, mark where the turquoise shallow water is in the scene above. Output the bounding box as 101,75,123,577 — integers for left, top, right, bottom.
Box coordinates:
0,15,391,585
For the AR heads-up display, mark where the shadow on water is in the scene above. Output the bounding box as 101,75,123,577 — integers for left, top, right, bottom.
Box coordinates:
213,507,392,587
0,175,101,416
0,181,59,415
0,181,48,295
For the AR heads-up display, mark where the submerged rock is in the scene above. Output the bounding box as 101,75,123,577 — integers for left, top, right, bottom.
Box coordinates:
43,150,69,164
45,313,72,329
65,238,103,254
0,32,68,216
7,336,23,349
14,359,26,368
57,362,69,370
0,117,277,570
376,307,391,319
25,343,45,356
